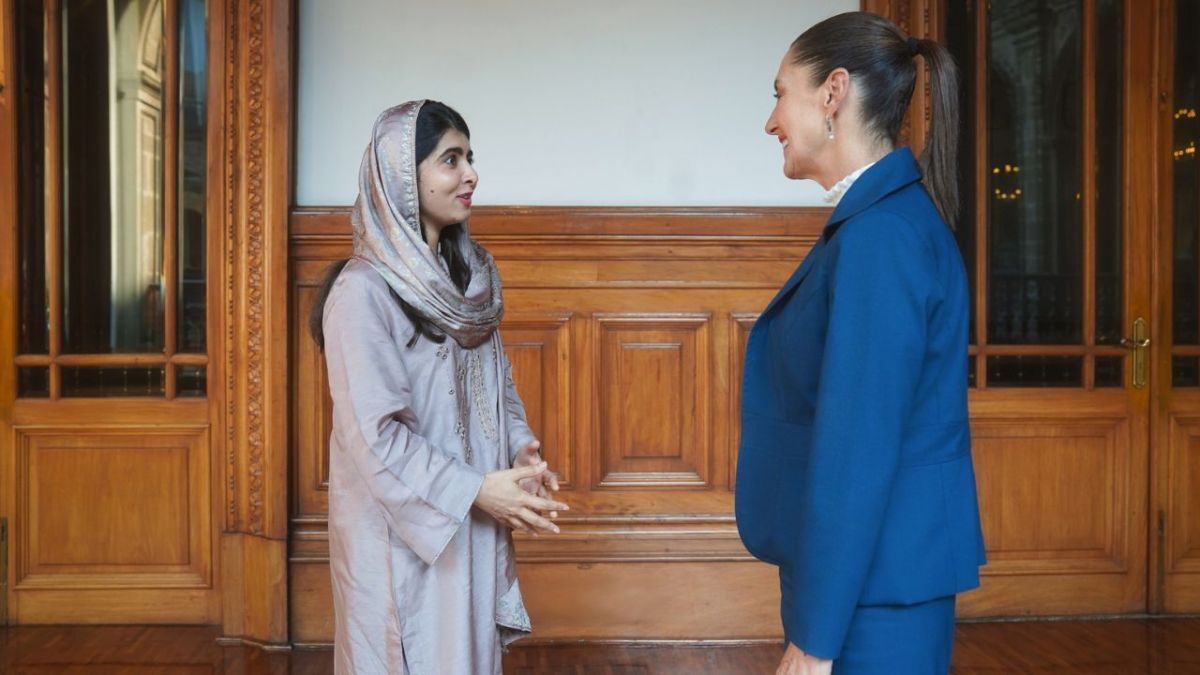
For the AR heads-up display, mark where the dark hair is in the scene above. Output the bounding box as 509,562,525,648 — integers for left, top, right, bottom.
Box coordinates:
790,11,959,225
309,100,474,350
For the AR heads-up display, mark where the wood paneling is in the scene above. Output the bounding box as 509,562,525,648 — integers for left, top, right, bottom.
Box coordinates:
973,420,1126,569
16,429,206,578
1163,407,1200,612
513,561,782,641
502,314,574,487
960,391,1147,617
288,204,1151,639
288,206,823,641
1170,415,1200,569
288,560,334,647
729,313,757,486
290,557,782,644
4,401,217,624
596,314,711,488
290,263,333,521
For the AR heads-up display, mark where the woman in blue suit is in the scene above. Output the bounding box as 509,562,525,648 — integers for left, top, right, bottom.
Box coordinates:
735,12,986,675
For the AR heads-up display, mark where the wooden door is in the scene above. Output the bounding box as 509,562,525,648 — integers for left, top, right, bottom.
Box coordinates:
934,0,1156,616
0,0,220,624
1153,0,1200,614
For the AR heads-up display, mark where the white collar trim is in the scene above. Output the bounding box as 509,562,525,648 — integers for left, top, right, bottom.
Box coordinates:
823,161,877,206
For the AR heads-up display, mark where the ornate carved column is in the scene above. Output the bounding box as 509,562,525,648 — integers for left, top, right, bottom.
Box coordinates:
212,0,292,648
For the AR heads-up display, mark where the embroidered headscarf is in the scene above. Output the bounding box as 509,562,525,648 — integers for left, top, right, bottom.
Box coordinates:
351,100,504,348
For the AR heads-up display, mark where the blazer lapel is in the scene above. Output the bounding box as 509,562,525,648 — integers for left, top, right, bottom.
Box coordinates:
761,236,826,317
758,147,924,319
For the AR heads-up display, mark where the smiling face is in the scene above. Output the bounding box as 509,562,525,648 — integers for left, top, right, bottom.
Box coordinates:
765,57,834,181
417,129,477,234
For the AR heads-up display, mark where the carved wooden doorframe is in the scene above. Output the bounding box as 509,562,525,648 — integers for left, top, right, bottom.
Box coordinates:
209,0,293,648
0,0,293,645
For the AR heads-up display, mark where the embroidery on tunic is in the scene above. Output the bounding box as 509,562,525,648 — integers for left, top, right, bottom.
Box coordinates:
468,350,499,442
454,419,470,463
496,579,532,635
445,348,476,463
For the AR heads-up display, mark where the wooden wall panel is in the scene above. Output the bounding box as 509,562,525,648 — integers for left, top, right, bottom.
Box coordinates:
288,207,821,641
27,443,190,569
5,400,218,624
729,313,757,486
595,314,711,489
1165,409,1200,612
501,314,574,487
291,262,333,522
290,557,783,645
960,392,1147,617
16,428,210,584
288,206,1151,640
972,419,1127,572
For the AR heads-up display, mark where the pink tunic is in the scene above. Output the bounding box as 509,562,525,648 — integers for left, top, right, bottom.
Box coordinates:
323,258,536,674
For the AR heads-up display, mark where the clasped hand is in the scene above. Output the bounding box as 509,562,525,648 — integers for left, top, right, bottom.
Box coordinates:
474,441,567,535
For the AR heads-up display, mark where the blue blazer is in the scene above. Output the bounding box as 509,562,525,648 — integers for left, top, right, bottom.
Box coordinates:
735,148,986,660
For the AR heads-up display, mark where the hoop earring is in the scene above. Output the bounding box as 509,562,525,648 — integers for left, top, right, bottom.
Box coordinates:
826,116,835,140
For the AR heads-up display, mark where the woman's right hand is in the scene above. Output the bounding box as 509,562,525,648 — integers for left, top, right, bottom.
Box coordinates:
474,461,569,535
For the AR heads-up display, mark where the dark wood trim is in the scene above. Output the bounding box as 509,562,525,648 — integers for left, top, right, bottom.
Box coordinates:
967,345,1128,357
0,0,17,626
1150,0,1190,613
290,205,831,241
1082,0,1098,389
0,0,6,99
163,0,180,400
44,0,59,400
14,353,208,367
973,0,989,389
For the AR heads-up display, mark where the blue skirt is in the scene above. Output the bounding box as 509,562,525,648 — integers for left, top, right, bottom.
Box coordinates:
832,596,957,675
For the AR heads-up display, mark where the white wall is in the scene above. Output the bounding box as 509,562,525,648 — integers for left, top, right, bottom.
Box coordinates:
296,1,857,207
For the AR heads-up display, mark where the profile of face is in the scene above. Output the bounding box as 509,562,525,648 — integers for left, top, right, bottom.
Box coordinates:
417,128,478,233
765,57,842,182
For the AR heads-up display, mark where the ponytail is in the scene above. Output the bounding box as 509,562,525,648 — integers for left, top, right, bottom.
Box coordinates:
912,38,961,226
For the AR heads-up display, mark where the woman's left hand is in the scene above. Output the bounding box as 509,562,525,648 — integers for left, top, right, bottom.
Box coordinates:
513,441,561,517
777,643,832,675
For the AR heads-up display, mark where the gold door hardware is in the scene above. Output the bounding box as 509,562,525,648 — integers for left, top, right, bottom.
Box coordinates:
1120,318,1150,389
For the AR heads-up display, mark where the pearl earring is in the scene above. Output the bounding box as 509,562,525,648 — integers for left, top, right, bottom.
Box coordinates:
826,116,835,140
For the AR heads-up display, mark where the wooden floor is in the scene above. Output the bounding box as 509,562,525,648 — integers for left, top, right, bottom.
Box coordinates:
1,619,1198,673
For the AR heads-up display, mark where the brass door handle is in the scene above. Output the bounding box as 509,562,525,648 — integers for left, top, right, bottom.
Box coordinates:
1121,318,1149,388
